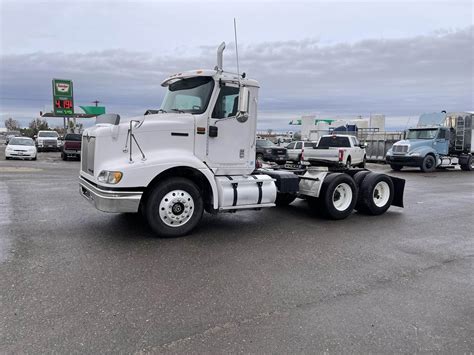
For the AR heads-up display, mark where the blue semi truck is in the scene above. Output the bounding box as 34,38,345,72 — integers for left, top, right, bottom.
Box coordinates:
386,112,473,172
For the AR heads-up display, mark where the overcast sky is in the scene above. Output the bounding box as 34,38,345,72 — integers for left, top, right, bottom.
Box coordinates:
0,0,473,130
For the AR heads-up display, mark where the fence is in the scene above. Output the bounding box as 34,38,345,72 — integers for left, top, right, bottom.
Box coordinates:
358,131,404,162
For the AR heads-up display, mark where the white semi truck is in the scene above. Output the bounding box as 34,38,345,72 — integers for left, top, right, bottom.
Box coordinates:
79,43,405,237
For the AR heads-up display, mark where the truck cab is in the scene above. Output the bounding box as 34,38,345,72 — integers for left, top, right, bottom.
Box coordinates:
387,127,449,172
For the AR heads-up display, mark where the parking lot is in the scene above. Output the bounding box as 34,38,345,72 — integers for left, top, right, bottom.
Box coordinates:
0,147,473,353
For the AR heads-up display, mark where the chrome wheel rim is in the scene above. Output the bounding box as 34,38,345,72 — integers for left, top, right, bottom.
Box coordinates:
159,190,194,227
332,183,353,211
373,181,390,207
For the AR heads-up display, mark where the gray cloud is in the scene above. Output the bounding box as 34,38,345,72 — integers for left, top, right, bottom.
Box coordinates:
1,27,472,130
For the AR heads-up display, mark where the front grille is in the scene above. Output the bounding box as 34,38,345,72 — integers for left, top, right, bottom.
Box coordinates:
44,140,57,146
273,148,286,155
392,145,408,154
81,136,96,175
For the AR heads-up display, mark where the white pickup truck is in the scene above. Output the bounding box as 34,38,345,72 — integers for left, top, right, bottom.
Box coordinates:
304,134,367,168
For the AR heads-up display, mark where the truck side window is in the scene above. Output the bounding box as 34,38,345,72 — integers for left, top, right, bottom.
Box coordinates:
295,142,302,149
286,142,295,149
437,130,447,139
212,86,240,118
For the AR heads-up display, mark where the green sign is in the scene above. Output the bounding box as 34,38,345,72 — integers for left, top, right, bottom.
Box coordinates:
80,106,106,116
52,79,74,116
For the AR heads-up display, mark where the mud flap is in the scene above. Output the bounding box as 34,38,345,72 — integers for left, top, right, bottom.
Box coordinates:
389,176,405,208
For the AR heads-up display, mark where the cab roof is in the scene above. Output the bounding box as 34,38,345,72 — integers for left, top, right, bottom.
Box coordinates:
161,69,259,88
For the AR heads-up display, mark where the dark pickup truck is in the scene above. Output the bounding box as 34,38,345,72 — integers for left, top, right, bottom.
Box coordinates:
256,139,287,165
61,133,82,160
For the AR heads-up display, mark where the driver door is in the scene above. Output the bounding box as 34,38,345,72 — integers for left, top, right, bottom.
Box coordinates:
206,84,254,175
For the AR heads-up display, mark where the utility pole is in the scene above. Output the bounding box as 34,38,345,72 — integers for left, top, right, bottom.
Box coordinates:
92,100,100,107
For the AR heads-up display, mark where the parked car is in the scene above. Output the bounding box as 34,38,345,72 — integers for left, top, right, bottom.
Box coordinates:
36,130,60,152
286,141,317,162
5,137,37,160
303,134,366,168
5,134,19,145
256,139,287,164
61,133,82,160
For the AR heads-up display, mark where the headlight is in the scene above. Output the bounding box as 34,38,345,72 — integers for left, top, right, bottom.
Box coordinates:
386,150,392,156
6,147,12,152
97,170,123,184
409,152,420,156
265,149,272,153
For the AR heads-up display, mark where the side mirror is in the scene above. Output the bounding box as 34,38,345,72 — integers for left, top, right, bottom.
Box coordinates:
236,86,249,123
33,135,37,139
360,143,367,148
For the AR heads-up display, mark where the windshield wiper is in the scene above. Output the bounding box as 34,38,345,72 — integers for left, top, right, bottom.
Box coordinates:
170,108,185,113
157,109,167,113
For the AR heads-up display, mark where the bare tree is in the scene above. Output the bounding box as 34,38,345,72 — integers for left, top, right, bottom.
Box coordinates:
28,118,49,135
4,117,20,131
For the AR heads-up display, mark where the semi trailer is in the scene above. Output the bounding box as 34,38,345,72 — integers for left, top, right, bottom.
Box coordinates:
79,42,405,237
386,112,474,172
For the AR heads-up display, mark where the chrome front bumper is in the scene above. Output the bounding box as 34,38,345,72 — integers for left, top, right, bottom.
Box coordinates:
79,177,142,213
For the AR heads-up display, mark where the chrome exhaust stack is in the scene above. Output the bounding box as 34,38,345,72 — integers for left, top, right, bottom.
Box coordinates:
215,42,225,72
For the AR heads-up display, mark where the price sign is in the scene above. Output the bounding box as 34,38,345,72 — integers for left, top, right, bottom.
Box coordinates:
52,79,74,116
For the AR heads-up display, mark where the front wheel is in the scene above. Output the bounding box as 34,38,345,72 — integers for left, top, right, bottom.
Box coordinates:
390,164,402,171
420,155,436,172
357,173,394,215
313,173,358,220
358,156,366,168
145,178,204,238
460,155,473,171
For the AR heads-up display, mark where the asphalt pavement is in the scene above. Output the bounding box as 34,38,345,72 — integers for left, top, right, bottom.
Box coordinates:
0,147,473,353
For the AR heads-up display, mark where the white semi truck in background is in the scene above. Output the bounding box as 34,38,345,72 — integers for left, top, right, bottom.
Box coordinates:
79,43,405,237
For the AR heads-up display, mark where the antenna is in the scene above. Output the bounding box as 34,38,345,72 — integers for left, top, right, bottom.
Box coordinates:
234,18,240,78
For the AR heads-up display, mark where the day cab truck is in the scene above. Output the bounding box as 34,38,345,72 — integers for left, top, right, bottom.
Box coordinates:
79,42,405,237
303,134,367,168
386,112,473,172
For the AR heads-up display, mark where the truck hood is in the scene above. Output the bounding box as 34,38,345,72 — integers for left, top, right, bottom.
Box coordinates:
394,139,432,150
84,113,195,138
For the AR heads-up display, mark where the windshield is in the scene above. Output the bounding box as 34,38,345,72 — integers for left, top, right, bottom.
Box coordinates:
257,140,275,147
160,76,214,114
38,131,58,138
65,134,82,141
406,129,438,140
318,136,351,148
9,138,34,146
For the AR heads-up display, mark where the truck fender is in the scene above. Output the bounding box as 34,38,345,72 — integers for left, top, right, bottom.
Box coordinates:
139,160,219,211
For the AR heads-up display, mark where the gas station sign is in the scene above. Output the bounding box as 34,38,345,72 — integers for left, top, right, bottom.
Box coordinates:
52,79,74,116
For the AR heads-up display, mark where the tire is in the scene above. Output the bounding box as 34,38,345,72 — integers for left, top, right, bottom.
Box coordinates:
32,155,37,161
357,173,394,215
358,155,366,168
420,155,436,172
460,155,473,171
145,177,204,238
275,192,297,206
390,164,402,171
5,156,10,160
353,171,371,211
345,157,351,169
314,173,358,220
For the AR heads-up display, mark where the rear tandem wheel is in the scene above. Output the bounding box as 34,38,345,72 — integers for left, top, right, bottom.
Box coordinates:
309,173,358,220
